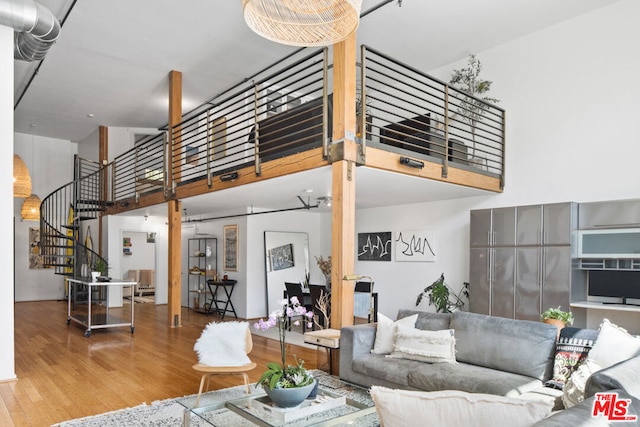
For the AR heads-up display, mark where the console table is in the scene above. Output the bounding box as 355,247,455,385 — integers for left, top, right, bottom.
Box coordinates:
205,280,237,320
304,328,341,375
67,278,136,337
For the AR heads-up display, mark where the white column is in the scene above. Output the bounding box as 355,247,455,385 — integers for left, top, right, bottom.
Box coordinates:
0,24,16,381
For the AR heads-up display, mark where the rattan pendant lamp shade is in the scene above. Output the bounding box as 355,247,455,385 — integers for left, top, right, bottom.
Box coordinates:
21,194,42,221
242,0,362,47
13,154,32,198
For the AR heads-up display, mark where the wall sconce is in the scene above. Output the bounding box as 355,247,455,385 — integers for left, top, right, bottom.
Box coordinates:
220,172,239,182
399,156,424,169
344,274,375,323
317,196,332,207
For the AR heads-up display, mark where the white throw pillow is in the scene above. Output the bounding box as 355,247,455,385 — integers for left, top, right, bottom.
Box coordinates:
387,326,456,364
194,321,251,366
371,313,418,355
562,359,601,409
588,319,640,369
370,387,553,427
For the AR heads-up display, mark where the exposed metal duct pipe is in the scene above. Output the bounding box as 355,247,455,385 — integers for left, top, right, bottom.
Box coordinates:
0,0,61,61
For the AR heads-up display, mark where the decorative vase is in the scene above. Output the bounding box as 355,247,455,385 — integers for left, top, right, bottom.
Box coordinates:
543,319,566,340
324,275,331,290
90,271,100,282
263,379,317,408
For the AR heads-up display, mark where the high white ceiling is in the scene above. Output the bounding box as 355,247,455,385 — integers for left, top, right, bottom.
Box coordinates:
11,0,619,217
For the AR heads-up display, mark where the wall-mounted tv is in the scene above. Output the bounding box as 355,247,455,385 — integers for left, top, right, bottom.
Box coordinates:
588,270,640,305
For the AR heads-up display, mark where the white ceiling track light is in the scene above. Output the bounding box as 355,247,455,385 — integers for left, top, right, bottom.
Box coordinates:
242,0,362,47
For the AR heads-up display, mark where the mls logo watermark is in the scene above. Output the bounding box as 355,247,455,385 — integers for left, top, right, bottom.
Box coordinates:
592,392,638,422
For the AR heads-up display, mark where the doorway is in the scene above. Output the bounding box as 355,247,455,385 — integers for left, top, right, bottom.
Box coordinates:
120,231,157,304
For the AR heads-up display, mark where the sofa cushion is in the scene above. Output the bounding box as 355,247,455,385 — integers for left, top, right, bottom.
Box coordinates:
451,311,556,380
388,326,456,364
588,319,640,369
371,312,418,354
562,359,602,409
397,309,451,331
370,387,553,427
407,360,544,396
545,327,597,390
351,353,414,387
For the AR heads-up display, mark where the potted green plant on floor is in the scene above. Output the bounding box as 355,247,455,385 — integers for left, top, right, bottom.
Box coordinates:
415,273,469,313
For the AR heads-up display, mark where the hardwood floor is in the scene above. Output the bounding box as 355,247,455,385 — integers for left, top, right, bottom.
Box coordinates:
0,301,318,427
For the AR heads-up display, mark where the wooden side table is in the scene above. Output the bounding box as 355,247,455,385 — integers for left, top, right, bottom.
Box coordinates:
304,328,340,375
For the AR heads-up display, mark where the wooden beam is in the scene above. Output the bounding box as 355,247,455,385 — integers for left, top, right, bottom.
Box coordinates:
167,199,182,327
330,33,357,331
169,70,182,188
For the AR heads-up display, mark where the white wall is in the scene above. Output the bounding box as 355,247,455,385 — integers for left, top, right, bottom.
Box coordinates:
13,133,77,302
355,0,640,319
106,215,168,305
1,24,15,381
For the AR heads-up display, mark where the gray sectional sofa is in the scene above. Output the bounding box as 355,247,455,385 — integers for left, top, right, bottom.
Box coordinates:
340,309,640,425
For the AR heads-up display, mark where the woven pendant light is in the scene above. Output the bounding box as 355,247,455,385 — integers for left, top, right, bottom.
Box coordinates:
242,0,362,47
14,154,32,198
21,194,41,221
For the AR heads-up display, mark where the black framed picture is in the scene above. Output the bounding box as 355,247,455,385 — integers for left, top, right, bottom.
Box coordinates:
357,232,392,261
269,243,294,271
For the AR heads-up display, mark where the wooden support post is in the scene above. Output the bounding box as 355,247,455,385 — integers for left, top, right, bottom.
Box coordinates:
168,199,182,327
169,70,182,189
330,33,358,332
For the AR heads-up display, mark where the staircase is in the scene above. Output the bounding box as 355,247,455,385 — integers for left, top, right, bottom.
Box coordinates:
40,155,111,279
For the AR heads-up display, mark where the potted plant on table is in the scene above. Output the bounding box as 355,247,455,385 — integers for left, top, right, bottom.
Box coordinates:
254,297,316,408
415,273,469,313
541,306,574,338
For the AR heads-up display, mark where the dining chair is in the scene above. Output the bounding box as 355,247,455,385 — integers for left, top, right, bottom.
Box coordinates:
284,282,313,332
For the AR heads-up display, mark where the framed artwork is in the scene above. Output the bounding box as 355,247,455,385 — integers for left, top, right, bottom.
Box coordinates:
357,232,392,261
269,243,294,271
29,227,46,269
395,229,437,262
223,224,238,271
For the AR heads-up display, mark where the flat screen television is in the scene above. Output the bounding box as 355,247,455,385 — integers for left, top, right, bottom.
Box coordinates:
588,270,640,305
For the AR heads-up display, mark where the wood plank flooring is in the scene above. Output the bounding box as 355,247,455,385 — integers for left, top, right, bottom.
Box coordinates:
0,301,318,427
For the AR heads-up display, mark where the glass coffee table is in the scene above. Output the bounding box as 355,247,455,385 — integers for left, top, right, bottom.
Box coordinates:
179,374,377,427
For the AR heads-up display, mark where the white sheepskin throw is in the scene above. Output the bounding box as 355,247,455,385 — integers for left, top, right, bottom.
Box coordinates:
193,321,251,366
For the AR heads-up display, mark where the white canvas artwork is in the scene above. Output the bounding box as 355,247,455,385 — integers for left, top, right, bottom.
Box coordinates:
395,229,437,262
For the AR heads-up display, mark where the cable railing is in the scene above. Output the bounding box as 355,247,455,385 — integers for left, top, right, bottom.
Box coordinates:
360,45,505,183
112,132,167,203
169,48,330,190
41,45,506,255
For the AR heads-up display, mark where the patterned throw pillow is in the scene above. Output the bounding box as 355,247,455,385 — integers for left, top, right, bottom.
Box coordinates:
545,327,596,390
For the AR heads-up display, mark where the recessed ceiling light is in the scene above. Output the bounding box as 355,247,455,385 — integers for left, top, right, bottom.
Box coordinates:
304,189,313,193
87,113,95,118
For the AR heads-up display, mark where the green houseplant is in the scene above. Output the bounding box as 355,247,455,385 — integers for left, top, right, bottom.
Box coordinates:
415,273,469,313
449,54,500,160
541,306,574,326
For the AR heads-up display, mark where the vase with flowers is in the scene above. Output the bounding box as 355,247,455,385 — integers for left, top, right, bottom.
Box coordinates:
254,297,316,407
315,255,332,289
